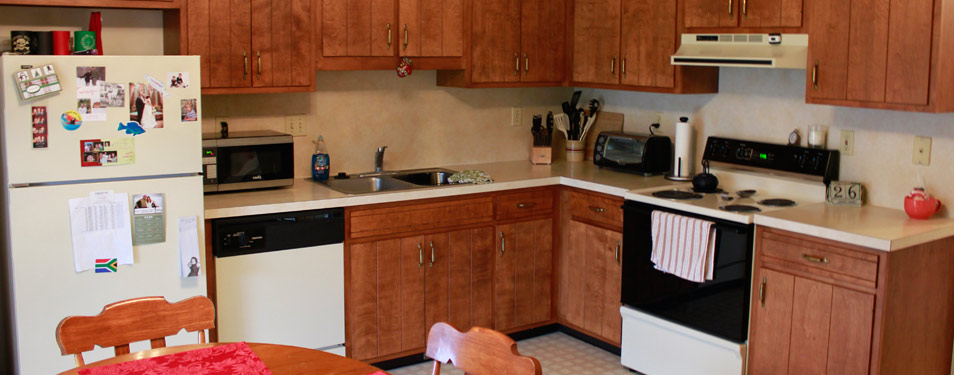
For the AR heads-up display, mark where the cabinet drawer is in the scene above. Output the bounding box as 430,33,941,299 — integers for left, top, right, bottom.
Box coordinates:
761,231,879,284
569,192,623,228
496,190,554,220
350,197,494,239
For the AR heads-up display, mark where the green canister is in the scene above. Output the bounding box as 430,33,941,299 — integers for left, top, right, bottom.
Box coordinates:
73,31,96,53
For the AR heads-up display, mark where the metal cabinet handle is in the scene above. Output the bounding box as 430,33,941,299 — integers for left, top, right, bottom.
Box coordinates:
728,0,733,16
256,51,261,79
615,240,621,264
802,254,830,264
742,0,747,16
429,241,435,267
812,62,819,91
417,243,423,268
759,277,766,306
524,53,529,73
514,53,520,76
387,23,392,48
516,202,536,209
622,57,627,77
588,206,606,213
611,55,616,76
403,24,409,50
499,232,506,256
242,50,248,79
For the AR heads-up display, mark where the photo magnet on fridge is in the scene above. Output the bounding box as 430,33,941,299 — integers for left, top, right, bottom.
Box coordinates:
75,66,105,88
181,99,197,122
32,106,48,148
61,110,82,131
129,83,164,129
167,72,190,88
132,193,165,245
15,64,62,100
99,82,125,107
80,138,135,167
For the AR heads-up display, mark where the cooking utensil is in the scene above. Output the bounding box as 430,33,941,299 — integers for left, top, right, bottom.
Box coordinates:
736,189,756,198
569,91,582,110
692,160,720,193
554,113,570,139
545,112,554,146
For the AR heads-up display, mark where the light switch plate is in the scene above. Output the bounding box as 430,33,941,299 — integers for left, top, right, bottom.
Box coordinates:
914,136,932,166
285,115,306,137
511,107,522,127
839,130,854,156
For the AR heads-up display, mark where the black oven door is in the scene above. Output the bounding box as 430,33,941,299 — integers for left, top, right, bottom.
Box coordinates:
216,143,294,186
621,200,753,344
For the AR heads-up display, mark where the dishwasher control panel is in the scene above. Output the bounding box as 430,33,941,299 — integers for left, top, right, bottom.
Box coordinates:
211,208,344,258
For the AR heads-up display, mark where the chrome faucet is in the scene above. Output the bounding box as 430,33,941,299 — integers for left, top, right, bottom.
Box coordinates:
374,146,388,172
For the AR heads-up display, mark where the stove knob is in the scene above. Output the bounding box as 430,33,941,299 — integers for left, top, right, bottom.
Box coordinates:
735,148,745,160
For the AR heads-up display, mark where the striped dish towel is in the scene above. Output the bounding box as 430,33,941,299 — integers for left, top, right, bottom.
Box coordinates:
650,210,717,283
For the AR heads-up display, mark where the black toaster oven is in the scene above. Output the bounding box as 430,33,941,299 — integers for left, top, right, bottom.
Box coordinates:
593,131,672,175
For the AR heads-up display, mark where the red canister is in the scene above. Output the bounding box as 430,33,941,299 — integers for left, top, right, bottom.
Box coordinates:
52,31,71,55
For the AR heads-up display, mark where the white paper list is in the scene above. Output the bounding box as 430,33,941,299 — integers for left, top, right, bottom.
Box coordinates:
178,216,201,278
68,191,134,272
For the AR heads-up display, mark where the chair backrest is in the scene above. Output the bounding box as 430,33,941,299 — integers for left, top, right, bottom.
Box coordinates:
425,322,542,375
56,296,215,367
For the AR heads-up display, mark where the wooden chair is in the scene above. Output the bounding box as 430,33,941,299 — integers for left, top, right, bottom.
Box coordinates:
425,322,542,375
55,296,215,367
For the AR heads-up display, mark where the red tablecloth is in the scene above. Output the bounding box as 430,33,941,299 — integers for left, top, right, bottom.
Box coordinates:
78,342,272,375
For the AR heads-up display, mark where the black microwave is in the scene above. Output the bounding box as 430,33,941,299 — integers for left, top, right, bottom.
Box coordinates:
201,130,294,193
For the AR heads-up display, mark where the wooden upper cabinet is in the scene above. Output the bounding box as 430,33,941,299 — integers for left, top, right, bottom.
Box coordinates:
805,0,849,101
400,0,464,57
739,0,803,28
684,0,738,28
471,0,522,83
322,0,395,57
571,0,621,85
620,0,676,88
520,0,566,83
185,0,314,94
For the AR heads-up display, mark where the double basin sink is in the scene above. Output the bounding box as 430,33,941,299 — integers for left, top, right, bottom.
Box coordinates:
320,168,456,195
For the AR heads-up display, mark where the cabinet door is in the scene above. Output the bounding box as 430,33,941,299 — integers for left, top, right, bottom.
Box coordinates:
620,0,675,88
684,0,738,28
582,224,607,334
520,0,566,83
845,0,889,102
739,0,803,28
826,287,874,375
806,0,849,100
401,0,464,57
348,239,402,360
446,227,495,331
562,220,587,328
748,268,795,374
323,0,395,57
884,0,933,105
572,0,621,84
495,218,553,330
787,277,832,375
495,224,516,330
424,233,449,340
401,236,427,351
602,230,623,344
251,0,313,88
472,0,521,83
191,0,251,88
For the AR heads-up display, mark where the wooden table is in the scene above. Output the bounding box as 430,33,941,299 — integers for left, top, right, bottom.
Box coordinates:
57,342,388,375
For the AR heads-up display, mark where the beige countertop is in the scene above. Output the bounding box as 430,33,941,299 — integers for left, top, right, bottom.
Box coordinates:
204,160,682,219
753,203,954,251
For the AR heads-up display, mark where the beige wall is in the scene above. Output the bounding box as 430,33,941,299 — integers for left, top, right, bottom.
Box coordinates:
584,68,954,216
0,6,164,55
201,71,569,176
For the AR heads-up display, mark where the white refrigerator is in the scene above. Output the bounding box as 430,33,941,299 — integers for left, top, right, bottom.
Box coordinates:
0,55,206,374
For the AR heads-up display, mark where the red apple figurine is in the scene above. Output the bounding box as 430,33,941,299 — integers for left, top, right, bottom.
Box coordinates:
904,187,942,220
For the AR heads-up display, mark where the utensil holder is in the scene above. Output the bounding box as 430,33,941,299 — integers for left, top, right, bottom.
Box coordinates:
531,145,552,165
566,140,585,162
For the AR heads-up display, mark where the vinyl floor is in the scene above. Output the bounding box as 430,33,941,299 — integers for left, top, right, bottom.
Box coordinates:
387,332,634,375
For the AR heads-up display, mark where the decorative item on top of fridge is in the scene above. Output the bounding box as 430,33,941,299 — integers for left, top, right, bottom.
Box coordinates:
559,91,601,162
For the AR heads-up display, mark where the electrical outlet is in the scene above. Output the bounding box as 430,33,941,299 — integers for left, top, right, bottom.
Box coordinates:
511,107,522,127
914,136,932,166
839,130,854,156
285,115,306,137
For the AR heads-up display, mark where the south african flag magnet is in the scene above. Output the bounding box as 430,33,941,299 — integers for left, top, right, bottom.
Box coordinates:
95,258,118,273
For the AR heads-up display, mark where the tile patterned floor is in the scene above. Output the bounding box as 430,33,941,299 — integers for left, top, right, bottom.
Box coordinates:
387,332,634,375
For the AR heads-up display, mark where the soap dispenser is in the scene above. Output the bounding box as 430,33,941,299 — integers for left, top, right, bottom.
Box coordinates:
312,135,330,181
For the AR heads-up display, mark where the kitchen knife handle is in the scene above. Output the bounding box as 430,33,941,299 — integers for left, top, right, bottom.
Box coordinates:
615,241,621,264
759,277,766,306
611,55,616,76
387,23,392,48
499,232,506,256
802,254,830,264
589,206,607,213
429,241,435,267
728,0,733,16
242,50,248,79
812,62,819,91
256,51,262,79
403,24,409,50
514,53,520,76
418,243,423,268
524,53,529,74
516,202,536,209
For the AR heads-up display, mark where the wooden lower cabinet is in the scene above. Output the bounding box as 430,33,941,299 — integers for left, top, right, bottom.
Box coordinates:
748,227,954,375
494,218,554,331
562,220,623,345
347,226,494,361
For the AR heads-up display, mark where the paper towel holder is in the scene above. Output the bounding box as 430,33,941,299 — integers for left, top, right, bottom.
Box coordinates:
666,116,694,181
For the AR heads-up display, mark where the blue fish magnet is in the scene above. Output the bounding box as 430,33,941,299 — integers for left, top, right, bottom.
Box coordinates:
118,121,146,136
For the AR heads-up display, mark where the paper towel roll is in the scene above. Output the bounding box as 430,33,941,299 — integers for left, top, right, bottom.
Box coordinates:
673,117,693,178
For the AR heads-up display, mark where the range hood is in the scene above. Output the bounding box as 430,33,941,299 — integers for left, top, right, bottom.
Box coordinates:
671,34,808,69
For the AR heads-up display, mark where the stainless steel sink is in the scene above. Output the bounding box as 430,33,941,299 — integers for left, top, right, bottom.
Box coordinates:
320,168,457,195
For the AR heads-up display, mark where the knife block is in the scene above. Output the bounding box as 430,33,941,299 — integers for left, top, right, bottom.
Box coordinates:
530,140,552,165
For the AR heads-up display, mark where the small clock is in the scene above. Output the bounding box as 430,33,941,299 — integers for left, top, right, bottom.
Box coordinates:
827,181,865,207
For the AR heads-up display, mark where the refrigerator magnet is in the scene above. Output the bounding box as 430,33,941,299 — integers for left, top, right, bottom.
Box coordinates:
80,138,135,167
117,121,146,136
99,82,125,107
180,99,197,122
32,106,48,148
131,193,165,245
144,74,169,98
61,110,82,131
129,83,164,128
15,64,62,101
167,72,190,88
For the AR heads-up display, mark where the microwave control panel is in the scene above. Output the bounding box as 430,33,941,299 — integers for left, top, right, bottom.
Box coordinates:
202,147,217,185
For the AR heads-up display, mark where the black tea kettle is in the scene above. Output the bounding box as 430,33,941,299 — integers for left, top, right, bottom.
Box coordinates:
692,160,720,193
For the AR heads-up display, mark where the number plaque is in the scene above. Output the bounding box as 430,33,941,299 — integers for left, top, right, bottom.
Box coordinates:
827,181,865,207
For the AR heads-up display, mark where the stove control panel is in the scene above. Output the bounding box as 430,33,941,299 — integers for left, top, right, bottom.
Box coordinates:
703,137,839,182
